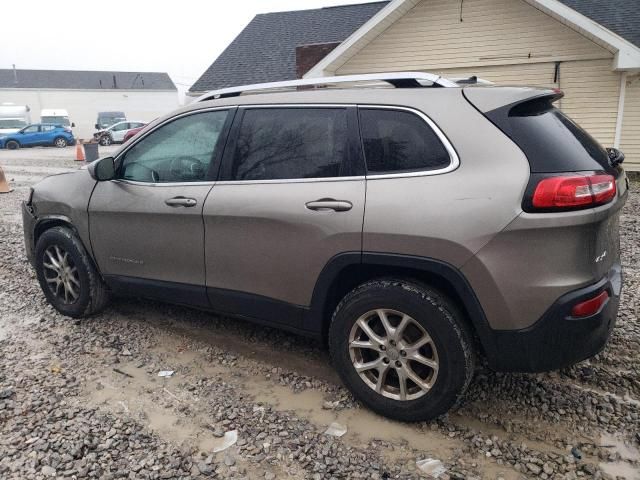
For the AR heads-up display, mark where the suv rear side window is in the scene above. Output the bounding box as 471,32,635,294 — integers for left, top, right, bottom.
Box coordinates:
358,108,451,174
230,108,349,181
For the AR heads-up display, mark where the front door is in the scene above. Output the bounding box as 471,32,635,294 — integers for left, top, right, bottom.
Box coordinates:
203,106,365,326
88,108,233,305
20,125,41,146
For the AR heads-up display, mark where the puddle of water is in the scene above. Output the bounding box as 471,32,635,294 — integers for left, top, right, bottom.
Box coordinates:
87,361,228,453
599,432,640,480
599,461,640,480
243,377,457,460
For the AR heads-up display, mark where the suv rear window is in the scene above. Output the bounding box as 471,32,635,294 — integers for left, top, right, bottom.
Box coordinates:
230,108,349,181
487,98,611,173
358,108,451,174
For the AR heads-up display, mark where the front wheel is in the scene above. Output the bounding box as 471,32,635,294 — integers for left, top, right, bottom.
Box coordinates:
99,134,112,146
35,226,110,318
5,140,19,150
54,137,67,148
329,279,475,421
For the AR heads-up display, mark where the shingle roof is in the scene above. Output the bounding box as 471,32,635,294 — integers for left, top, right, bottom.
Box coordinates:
558,0,640,49
0,69,176,90
189,1,388,92
191,0,640,93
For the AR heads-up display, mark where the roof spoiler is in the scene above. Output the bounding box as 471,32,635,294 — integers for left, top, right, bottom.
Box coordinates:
462,86,563,113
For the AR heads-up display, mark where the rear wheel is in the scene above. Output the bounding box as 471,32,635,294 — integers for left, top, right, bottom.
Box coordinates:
329,278,475,421
35,226,110,318
53,137,67,148
5,140,19,150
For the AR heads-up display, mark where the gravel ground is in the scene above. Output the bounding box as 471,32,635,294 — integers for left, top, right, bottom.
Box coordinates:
1,148,639,479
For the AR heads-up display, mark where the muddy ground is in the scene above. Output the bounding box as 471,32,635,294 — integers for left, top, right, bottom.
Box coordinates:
0,147,639,479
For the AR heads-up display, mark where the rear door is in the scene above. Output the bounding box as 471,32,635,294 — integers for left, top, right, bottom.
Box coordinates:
88,108,234,305
40,125,56,144
203,106,365,326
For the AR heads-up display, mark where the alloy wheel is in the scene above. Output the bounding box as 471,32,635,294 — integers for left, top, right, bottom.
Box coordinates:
348,309,439,401
42,245,81,304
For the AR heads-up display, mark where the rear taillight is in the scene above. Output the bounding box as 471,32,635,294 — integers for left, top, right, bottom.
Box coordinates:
531,174,616,210
571,290,609,318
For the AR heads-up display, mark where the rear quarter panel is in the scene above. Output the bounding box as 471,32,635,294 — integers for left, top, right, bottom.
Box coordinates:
362,89,530,268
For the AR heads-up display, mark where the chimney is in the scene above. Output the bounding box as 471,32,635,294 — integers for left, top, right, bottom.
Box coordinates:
295,42,340,78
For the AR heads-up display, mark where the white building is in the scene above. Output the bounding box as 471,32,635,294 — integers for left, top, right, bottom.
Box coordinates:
0,69,179,139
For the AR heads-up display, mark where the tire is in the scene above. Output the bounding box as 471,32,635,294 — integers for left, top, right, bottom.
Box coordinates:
53,137,67,148
329,278,475,422
99,134,112,146
5,140,19,150
35,226,110,318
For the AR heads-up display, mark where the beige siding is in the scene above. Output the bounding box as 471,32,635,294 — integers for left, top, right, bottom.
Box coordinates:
621,75,640,171
416,60,620,148
336,0,612,74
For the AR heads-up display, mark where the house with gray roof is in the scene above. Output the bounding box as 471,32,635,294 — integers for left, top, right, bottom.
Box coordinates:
0,69,178,138
189,0,640,170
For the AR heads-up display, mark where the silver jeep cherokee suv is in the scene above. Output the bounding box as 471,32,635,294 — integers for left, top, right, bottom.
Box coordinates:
22,73,628,421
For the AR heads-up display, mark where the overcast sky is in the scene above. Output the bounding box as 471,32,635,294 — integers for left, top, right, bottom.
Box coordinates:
0,0,361,95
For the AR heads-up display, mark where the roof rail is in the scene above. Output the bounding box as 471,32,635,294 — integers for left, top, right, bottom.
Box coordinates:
196,72,458,102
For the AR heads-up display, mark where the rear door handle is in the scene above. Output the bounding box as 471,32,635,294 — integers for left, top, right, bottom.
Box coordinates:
165,196,197,207
305,199,353,212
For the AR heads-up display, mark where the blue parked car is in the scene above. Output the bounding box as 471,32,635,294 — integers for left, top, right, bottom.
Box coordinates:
0,123,75,149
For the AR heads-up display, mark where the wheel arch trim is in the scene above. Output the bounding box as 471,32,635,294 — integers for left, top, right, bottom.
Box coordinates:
33,215,103,277
306,251,497,356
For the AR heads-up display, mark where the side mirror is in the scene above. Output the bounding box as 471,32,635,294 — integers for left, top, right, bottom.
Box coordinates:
71,122,76,128
88,156,116,181
94,123,99,130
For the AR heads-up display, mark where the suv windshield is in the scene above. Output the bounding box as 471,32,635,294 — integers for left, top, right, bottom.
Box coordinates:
0,119,27,129
99,115,125,128
42,116,70,127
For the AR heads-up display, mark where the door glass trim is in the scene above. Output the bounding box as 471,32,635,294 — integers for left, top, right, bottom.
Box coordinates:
357,105,460,179
113,103,458,187
219,105,356,183
113,106,234,184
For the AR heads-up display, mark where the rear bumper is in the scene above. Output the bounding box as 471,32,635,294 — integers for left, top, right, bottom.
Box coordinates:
485,263,622,373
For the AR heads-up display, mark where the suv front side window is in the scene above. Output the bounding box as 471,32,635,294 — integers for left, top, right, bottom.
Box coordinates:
229,107,350,181
119,110,229,183
359,108,451,174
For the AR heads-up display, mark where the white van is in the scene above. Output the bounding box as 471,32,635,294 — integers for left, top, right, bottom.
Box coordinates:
0,104,31,135
40,109,75,128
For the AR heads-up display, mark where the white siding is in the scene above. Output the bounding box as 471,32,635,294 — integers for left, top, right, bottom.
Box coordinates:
0,89,179,139
621,75,640,171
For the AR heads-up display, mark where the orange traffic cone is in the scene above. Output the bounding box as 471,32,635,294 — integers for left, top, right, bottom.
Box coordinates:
75,141,85,162
0,165,12,194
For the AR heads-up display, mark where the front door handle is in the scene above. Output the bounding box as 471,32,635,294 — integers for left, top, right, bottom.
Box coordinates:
165,196,197,207
305,199,353,212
